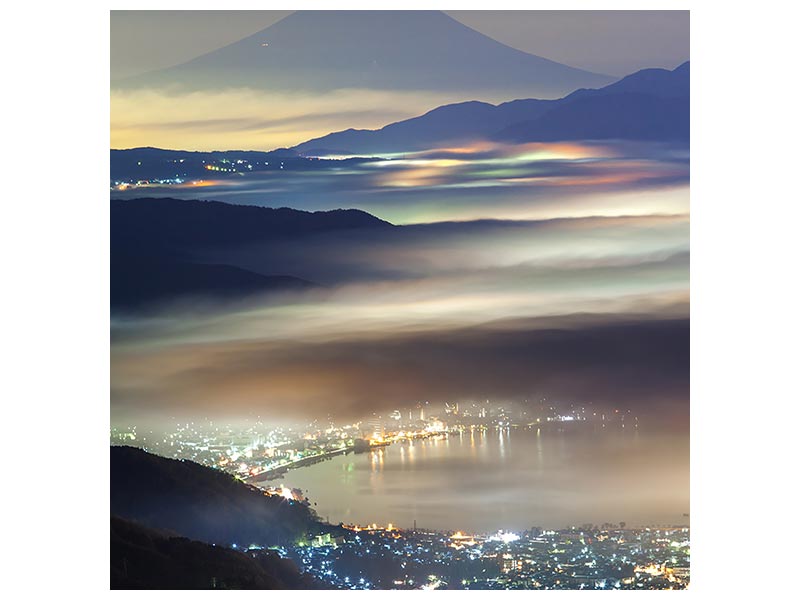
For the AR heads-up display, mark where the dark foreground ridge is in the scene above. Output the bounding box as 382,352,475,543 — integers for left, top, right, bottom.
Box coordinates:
111,516,324,590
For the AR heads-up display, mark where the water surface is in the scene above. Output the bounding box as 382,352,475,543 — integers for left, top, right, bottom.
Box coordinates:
279,425,689,532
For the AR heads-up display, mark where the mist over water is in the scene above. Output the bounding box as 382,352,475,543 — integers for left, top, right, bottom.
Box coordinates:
279,425,689,532
110,140,688,224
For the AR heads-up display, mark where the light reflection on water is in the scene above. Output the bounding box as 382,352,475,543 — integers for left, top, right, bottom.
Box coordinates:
281,425,688,532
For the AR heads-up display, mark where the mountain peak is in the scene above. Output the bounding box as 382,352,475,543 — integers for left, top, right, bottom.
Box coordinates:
118,10,612,98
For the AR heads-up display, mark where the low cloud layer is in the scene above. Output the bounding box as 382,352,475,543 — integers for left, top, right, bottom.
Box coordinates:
112,312,689,426
199,214,689,285
111,139,689,224
111,212,688,427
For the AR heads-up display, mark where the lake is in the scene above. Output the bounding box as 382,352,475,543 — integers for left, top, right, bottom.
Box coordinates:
278,424,689,533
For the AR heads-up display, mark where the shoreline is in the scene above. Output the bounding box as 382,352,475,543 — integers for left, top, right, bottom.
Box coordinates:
244,445,356,483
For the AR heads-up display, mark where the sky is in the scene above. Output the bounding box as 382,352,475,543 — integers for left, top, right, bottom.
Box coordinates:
110,10,689,151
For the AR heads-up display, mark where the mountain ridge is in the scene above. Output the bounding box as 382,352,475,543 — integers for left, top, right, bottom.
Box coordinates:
111,198,391,311
294,62,688,155
112,198,393,253
110,446,336,546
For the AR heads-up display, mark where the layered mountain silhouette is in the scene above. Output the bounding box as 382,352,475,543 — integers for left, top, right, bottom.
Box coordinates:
111,198,392,311
494,92,688,143
495,62,689,143
565,61,689,100
294,98,558,156
294,62,689,155
116,11,612,97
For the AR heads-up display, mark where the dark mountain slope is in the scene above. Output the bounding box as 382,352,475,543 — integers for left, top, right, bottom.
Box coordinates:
112,197,392,256
111,516,324,589
110,198,391,311
110,256,315,311
110,446,333,547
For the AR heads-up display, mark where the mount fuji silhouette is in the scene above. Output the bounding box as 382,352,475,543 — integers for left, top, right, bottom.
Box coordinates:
117,11,613,98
